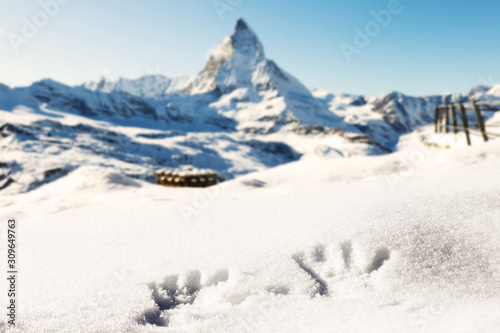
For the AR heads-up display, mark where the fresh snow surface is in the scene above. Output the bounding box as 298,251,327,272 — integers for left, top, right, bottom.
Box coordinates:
1,139,500,332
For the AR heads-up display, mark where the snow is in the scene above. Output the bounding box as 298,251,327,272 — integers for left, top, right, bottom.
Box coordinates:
1,18,500,333
84,75,192,98
0,103,315,193
1,138,500,332
487,85,500,97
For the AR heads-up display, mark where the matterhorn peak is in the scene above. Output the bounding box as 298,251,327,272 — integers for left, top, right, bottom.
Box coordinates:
229,19,264,57
184,18,315,104
235,18,250,32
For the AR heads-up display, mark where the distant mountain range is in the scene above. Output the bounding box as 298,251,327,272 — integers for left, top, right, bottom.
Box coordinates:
1,19,499,193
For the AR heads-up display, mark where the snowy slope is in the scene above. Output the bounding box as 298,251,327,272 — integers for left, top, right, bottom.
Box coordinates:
313,86,500,151
1,79,161,121
0,102,376,194
487,84,500,97
1,140,499,332
84,75,192,98
0,105,309,194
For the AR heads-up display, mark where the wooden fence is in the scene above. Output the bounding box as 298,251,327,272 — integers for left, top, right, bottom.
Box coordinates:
435,100,500,146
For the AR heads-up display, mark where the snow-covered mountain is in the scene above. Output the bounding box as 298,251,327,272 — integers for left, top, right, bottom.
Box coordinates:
84,19,355,135
184,19,321,100
1,19,499,194
312,90,462,150
84,75,192,99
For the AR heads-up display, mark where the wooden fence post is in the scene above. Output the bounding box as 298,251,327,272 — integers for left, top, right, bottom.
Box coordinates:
459,102,471,146
441,106,446,133
445,104,450,133
436,107,444,133
472,100,489,142
437,107,441,133
435,107,439,133
451,103,458,134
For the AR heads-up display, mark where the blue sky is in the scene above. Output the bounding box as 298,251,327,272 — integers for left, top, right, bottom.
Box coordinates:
0,0,499,96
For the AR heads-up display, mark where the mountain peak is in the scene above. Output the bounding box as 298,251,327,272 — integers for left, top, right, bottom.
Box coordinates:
184,18,314,102
235,18,249,32
232,19,258,40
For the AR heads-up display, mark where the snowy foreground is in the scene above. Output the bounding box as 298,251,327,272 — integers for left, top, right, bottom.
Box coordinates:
1,139,500,332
